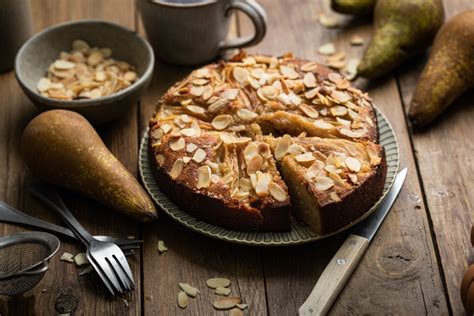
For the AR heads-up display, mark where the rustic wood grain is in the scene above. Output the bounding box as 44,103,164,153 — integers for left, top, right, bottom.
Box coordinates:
0,1,141,315
239,0,448,314
137,12,268,315
396,1,474,314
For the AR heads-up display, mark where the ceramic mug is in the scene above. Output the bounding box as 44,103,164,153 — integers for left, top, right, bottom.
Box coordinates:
138,0,267,65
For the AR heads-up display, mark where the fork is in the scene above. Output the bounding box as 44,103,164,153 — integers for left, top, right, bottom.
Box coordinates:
29,183,135,296
0,201,140,255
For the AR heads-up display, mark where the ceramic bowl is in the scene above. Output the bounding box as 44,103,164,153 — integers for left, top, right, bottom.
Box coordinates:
15,20,154,124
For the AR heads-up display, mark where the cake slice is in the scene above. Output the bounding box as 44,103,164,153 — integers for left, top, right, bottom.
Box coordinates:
269,135,386,234
149,129,291,231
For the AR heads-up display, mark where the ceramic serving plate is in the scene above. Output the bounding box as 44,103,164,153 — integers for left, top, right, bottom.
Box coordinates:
139,107,399,246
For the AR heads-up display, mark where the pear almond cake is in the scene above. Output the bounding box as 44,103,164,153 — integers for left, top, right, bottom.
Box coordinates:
148,52,387,234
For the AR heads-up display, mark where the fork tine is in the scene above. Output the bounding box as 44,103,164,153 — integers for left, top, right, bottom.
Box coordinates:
107,257,132,291
114,253,135,287
113,254,135,289
91,253,123,294
87,255,116,296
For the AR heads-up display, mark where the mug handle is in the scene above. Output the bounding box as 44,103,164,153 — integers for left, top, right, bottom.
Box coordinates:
219,0,267,51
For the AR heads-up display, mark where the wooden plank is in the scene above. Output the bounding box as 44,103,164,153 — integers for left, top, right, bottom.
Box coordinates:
396,1,474,313
0,1,140,315
239,0,449,314
137,12,268,315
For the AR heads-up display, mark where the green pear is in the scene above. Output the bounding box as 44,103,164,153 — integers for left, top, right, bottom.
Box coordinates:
21,110,157,222
409,10,474,127
331,0,376,15
357,0,444,79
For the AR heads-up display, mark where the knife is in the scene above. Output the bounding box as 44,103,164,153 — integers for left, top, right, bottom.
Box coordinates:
298,168,408,316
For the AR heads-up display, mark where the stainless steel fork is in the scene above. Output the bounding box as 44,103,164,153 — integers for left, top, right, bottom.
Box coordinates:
29,183,135,296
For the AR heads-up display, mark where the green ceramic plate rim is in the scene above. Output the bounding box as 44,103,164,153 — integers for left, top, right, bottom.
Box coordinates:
139,107,400,246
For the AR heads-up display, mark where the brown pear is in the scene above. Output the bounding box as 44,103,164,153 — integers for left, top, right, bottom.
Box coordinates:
21,110,157,222
357,0,444,79
409,10,474,127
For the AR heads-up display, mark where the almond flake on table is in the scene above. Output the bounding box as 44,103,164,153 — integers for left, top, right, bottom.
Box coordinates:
318,14,340,28
60,252,74,263
350,35,364,46
157,240,168,253
343,58,360,81
318,43,336,56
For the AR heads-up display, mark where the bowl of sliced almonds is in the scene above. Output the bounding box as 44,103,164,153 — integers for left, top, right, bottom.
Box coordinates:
15,20,154,124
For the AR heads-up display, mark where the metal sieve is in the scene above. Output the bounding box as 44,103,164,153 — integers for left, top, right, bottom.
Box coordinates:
0,231,60,296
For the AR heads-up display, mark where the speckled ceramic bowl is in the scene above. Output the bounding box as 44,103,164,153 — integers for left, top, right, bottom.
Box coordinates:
15,20,154,124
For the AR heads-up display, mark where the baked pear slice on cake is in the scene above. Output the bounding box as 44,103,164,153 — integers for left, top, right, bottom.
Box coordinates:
269,135,386,235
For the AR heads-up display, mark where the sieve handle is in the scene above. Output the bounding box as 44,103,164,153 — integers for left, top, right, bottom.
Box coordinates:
14,262,49,278
29,183,95,246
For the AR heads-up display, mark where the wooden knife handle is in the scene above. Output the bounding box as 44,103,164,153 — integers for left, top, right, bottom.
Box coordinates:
298,234,369,316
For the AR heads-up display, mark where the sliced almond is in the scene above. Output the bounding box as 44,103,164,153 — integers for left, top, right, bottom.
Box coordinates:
177,291,188,309
196,165,211,189
340,128,366,138
269,182,288,202
215,287,231,296
124,71,137,82
37,77,51,92
259,85,279,100
247,155,263,174
304,87,320,99
170,137,185,151
233,67,250,83
60,252,74,263
54,60,75,70
192,148,207,163
212,115,232,130
207,277,231,289
179,283,199,298
244,142,259,162
275,134,291,160
330,191,340,202
202,85,214,100
95,71,106,82
345,157,361,172
157,240,168,253
313,120,333,130
237,304,248,310
277,93,291,105
255,172,271,195
186,143,198,153
303,72,317,88
331,90,352,103
169,159,184,179
330,105,348,117
336,117,351,126
327,59,346,70
314,176,335,191
186,105,206,115
213,297,241,310
343,58,359,81
72,39,90,51
230,308,244,316
288,92,302,105
181,127,198,137
279,65,299,79
295,152,316,166
318,14,339,28
350,35,364,46
305,160,325,180
318,43,336,55
299,104,319,119
237,108,257,121
368,146,381,165
221,88,239,100
192,78,208,85
195,67,210,78
87,51,103,66
348,173,358,184
190,85,204,96
208,98,228,113
74,253,89,266
300,62,318,72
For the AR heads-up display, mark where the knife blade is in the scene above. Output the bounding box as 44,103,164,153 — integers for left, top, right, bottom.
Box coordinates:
298,168,408,316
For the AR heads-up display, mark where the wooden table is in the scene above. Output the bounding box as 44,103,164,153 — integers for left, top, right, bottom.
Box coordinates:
0,0,472,314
